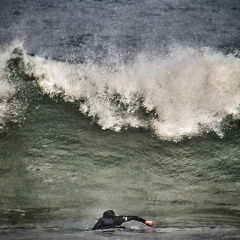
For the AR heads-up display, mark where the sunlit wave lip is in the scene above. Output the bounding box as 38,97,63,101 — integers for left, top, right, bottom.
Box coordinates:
2,44,240,141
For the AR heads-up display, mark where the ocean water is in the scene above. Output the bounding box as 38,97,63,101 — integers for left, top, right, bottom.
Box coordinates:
0,0,240,239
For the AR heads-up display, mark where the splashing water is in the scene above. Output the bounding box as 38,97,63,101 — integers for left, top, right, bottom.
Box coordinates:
0,48,16,130
3,45,240,140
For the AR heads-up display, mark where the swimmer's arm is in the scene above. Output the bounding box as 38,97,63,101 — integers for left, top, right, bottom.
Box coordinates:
118,216,154,227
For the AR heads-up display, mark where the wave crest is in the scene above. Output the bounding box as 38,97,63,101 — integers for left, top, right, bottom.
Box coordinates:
0,47,16,130
4,45,240,140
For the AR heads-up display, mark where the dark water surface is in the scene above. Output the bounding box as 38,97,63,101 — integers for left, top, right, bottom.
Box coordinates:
0,0,240,239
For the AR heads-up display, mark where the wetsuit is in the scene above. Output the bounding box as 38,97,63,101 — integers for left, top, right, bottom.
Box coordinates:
92,216,146,230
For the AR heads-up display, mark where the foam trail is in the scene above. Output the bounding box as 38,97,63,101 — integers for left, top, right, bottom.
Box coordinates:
20,46,240,140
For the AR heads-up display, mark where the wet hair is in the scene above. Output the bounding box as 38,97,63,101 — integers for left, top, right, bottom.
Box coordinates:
103,210,115,219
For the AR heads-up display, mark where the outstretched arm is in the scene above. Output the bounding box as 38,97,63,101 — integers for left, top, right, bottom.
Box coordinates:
118,216,154,227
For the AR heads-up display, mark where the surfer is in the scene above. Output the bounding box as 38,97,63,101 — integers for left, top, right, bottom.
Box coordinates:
92,210,154,230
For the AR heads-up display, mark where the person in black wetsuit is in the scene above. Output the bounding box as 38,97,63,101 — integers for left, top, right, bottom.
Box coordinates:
92,210,154,230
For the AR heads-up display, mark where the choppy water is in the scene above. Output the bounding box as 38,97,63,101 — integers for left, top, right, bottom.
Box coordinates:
0,0,240,239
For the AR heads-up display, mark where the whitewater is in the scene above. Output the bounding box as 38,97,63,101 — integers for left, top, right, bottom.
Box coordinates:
1,43,240,141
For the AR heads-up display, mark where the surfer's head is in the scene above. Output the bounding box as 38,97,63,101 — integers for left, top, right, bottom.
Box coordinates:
103,210,115,219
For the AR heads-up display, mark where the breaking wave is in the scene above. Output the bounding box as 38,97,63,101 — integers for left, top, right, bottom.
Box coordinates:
0,47,16,130
1,43,240,140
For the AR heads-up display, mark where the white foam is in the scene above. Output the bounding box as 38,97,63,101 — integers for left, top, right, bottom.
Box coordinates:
0,47,16,129
22,45,240,140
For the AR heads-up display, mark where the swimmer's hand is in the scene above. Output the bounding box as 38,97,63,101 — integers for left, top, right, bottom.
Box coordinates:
145,220,154,227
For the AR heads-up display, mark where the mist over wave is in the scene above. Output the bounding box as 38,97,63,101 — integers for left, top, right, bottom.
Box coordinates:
2,44,240,140
0,48,16,130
